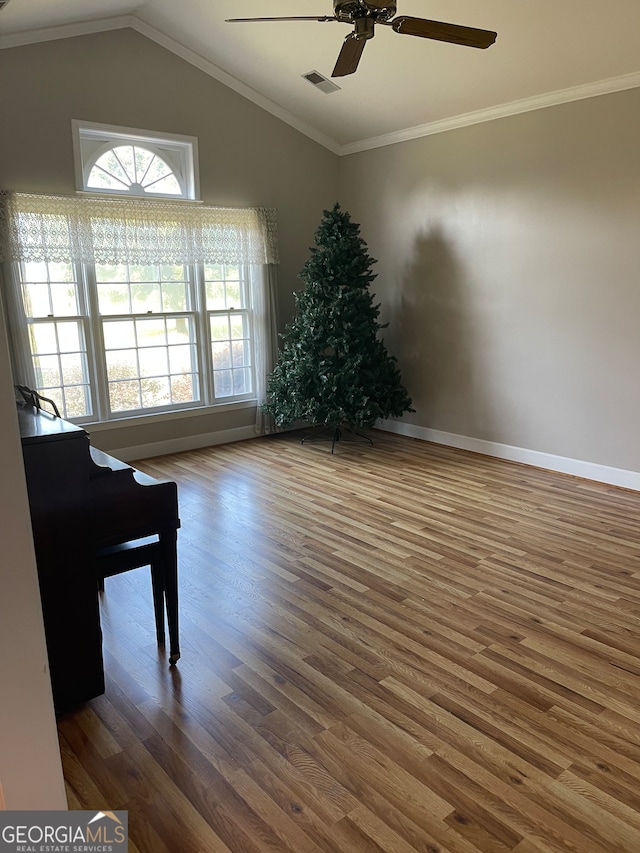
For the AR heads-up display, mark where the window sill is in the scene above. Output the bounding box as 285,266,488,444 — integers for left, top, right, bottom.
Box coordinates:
83,399,257,432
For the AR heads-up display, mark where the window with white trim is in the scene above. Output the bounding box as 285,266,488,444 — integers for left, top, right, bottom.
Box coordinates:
73,121,198,199
16,257,256,421
1,132,279,424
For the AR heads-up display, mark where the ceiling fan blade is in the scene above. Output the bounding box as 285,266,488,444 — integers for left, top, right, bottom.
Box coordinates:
389,16,497,49
226,16,337,23
332,33,367,77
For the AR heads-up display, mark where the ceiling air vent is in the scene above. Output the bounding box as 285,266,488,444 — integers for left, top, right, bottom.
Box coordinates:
302,71,341,94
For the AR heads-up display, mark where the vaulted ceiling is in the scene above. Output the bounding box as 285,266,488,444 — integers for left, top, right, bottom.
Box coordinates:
2,0,640,153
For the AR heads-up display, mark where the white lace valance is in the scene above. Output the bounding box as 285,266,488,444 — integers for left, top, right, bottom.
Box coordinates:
0,191,279,266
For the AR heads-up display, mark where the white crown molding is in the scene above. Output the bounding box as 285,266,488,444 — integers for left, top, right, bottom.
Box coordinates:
339,71,640,155
129,18,341,154
0,14,136,49
377,419,640,493
2,15,639,158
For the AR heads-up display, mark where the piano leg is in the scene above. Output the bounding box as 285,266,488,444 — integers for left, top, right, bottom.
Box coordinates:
162,528,180,665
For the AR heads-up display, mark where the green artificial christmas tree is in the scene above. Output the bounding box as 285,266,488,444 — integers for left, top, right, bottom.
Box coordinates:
264,203,413,447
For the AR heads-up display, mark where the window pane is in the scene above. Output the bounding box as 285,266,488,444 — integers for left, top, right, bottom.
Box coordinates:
106,349,138,381
87,168,129,191
169,344,195,374
167,317,193,344
161,282,187,312
139,347,168,377
231,339,251,368
141,377,171,407
213,369,232,397
206,280,226,310
23,262,48,283
141,155,164,184
133,147,154,183
98,282,130,314
131,283,161,313
225,266,240,281
233,367,252,395
136,318,167,346
146,175,181,195
204,264,223,280
226,281,241,307
161,264,187,281
114,146,136,183
109,380,141,412
50,282,79,316
96,264,128,283
212,342,231,370
56,322,82,353
34,355,61,387
43,387,64,413
230,314,249,339
103,320,136,349
210,316,229,342
130,265,160,283
63,385,90,419
60,353,85,386
30,324,57,355
171,374,197,404
23,283,51,317
97,151,129,184
48,262,75,283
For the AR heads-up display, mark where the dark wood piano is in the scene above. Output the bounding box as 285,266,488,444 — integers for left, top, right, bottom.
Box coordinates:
17,404,180,714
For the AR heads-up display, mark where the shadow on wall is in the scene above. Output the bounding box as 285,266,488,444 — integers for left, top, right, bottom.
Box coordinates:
394,227,496,440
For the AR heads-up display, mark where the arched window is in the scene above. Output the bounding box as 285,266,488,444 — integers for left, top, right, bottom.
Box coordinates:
73,121,198,200
87,144,183,196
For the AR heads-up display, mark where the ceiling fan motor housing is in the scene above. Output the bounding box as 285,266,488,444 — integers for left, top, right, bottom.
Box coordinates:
333,1,397,22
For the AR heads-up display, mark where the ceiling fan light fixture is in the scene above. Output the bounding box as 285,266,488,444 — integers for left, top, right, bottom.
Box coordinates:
353,16,375,40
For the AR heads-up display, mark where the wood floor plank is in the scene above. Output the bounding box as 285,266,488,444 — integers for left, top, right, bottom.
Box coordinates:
57,429,640,851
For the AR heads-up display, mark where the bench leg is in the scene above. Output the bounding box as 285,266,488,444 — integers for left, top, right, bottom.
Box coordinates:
150,564,166,648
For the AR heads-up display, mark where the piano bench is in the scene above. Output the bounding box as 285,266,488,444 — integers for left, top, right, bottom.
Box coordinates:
96,535,180,665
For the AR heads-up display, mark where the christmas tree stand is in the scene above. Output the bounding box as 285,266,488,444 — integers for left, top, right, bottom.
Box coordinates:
301,424,373,455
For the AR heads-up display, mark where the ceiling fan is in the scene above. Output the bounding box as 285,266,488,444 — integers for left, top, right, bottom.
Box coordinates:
226,1,497,78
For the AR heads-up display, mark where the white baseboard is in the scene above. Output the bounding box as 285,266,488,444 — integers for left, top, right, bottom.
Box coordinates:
377,420,640,492
104,416,640,492
108,425,257,462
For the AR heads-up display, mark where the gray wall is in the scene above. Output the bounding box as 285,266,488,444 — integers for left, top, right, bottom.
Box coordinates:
0,308,67,809
0,27,339,452
340,89,640,473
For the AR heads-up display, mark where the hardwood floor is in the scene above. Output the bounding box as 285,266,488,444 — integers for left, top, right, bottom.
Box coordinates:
59,429,640,852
